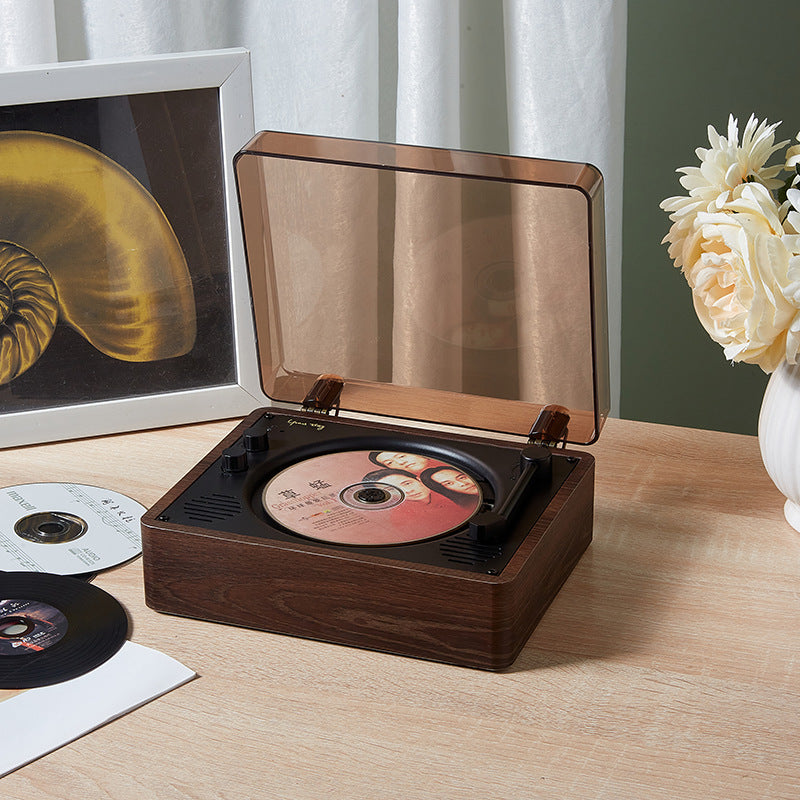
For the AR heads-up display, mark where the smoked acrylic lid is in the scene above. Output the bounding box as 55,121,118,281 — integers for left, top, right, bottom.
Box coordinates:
234,131,609,445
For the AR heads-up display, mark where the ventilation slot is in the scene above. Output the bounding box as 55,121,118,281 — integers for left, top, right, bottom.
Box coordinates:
183,493,243,523
439,533,503,565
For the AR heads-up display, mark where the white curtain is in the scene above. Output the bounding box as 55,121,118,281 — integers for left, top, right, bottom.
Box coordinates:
0,0,626,415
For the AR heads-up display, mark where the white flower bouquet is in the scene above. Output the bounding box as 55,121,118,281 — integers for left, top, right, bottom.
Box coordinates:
661,115,800,372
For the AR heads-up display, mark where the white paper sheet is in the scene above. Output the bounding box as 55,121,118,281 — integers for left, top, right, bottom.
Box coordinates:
0,640,195,776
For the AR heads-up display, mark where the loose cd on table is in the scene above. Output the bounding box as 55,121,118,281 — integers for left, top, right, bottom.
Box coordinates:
0,483,144,576
263,450,482,545
0,571,128,689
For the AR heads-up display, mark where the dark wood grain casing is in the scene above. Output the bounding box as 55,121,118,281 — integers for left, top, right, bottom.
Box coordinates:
141,411,594,670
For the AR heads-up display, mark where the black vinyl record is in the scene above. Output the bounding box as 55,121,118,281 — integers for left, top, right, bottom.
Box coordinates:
0,571,128,689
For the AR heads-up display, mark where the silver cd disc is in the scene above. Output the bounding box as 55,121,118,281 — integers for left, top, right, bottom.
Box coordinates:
0,483,144,575
262,449,482,546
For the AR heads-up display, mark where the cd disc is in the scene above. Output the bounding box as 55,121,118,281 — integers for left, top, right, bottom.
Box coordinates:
0,571,128,689
0,483,144,575
262,449,482,545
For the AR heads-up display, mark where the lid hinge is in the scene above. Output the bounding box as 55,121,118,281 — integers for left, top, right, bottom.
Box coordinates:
302,374,344,415
528,404,570,448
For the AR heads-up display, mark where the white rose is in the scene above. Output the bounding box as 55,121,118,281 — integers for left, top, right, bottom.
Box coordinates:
680,183,800,372
661,115,786,270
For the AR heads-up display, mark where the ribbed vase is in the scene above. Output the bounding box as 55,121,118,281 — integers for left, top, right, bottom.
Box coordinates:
758,359,800,531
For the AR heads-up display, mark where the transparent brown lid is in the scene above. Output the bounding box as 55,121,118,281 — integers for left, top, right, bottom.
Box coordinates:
234,131,608,444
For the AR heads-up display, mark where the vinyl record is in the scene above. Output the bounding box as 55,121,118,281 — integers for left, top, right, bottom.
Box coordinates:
262,449,482,546
0,571,128,689
0,483,144,575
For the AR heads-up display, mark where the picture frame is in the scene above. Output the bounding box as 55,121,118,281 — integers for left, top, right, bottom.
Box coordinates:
0,48,267,449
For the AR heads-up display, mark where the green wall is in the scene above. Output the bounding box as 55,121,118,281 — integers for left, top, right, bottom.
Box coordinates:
622,1,800,434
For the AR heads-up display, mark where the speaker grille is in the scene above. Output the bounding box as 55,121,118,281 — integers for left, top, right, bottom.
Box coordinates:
182,493,243,523
439,533,503,565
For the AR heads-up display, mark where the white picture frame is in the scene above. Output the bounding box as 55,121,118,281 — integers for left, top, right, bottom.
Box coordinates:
0,48,267,449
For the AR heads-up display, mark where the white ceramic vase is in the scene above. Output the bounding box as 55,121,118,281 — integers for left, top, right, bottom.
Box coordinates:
758,358,800,531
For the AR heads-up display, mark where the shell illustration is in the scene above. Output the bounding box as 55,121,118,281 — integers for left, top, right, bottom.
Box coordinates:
0,130,196,384
0,241,59,385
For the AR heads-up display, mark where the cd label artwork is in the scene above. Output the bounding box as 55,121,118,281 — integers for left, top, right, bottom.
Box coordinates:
0,483,144,575
263,450,482,545
0,599,67,656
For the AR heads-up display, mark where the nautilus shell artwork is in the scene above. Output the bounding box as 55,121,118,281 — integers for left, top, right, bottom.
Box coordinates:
0,131,197,386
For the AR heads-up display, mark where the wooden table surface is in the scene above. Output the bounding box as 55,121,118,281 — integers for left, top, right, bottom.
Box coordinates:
2,416,799,799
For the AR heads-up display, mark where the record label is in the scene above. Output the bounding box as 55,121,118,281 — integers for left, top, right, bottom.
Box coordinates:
0,483,144,575
0,600,67,656
262,449,482,545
